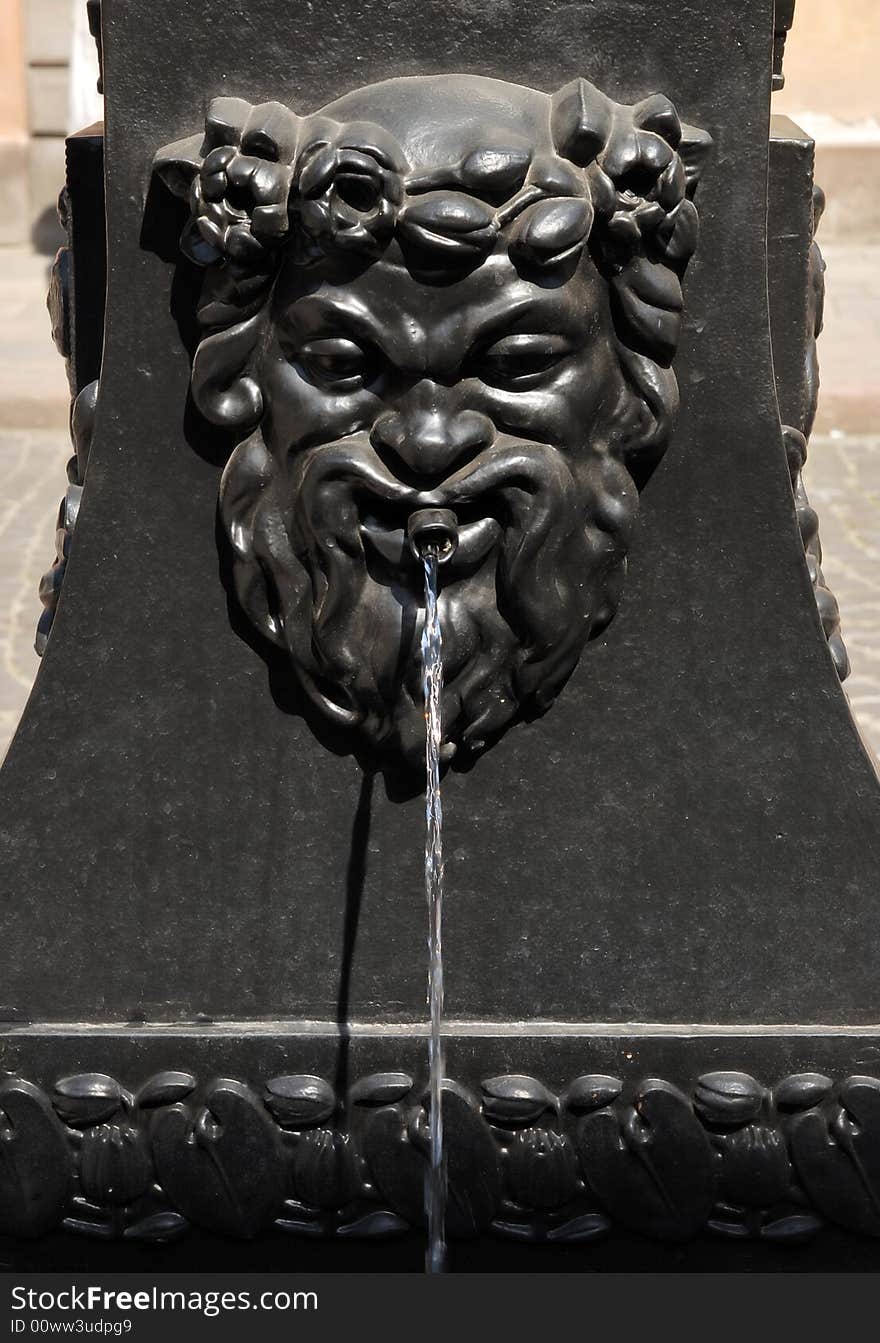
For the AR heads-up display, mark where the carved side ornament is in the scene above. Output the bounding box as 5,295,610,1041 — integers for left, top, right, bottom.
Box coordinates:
783,186,850,682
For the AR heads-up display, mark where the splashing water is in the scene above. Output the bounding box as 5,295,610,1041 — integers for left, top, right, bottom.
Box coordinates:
421,549,447,1274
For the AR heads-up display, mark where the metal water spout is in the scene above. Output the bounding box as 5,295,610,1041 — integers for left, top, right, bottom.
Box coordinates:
407,506,458,1272
407,508,460,565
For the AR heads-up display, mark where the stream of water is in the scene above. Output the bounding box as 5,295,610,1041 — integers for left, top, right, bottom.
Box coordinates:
421,549,447,1274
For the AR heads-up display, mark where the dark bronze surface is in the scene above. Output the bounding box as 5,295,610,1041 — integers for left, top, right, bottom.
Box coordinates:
3,0,880,1266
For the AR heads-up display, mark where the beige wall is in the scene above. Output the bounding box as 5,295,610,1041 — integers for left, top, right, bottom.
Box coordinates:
2,0,879,246
0,0,28,244
777,0,880,123
0,0,27,135
775,0,880,241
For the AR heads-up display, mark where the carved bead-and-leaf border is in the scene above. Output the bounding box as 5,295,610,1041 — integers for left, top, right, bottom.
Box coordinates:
2,1068,880,1247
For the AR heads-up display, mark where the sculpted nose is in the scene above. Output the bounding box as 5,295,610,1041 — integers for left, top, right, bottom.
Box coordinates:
371,404,494,481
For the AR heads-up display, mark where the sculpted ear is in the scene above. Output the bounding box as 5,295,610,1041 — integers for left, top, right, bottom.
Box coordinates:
678,123,714,197
218,431,284,646
190,314,264,430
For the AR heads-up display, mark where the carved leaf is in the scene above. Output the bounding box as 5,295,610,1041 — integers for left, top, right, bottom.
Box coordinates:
151,1079,285,1238
0,1079,71,1237
291,1130,363,1209
759,1213,824,1242
135,1073,197,1109
363,1086,501,1236
563,1075,623,1113
491,1218,537,1242
53,1074,123,1127
274,1210,323,1236
774,1074,832,1112
632,94,682,147
550,78,614,166
610,261,683,365
707,1216,750,1239
546,1212,611,1242
361,1107,424,1229
349,1073,413,1107
694,1072,764,1125
656,198,699,265
62,1215,114,1239
123,1210,189,1242
791,1076,880,1237
397,193,498,267
460,146,530,197
264,1075,336,1127
336,1210,409,1238
481,1075,555,1125
678,124,714,195
430,1087,502,1235
576,1080,716,1240
507,198,593,269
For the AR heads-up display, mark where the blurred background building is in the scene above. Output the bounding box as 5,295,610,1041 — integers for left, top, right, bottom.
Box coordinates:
1,0,878,248
0,0,877,758
0,0,101,251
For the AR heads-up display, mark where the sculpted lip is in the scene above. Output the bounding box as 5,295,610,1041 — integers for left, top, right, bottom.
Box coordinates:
360,512,501,571
352,442,557,573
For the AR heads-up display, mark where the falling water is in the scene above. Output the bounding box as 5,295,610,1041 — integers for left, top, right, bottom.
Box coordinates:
421,548,447,1274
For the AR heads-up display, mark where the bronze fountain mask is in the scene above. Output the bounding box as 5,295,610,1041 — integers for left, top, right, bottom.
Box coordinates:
155,74,710,767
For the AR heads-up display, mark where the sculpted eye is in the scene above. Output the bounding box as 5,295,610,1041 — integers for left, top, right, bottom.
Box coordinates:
473,333,573,388
297,337,379,389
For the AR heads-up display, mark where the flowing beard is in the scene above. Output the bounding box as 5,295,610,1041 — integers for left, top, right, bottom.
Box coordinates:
221,429,638,767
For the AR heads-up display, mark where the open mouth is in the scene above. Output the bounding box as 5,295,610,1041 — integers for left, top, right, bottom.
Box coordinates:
359,496,502,575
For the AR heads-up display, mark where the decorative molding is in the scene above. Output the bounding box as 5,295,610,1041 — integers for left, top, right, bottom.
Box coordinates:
35,380,97,656
39,117,105,658
783,184,849,682
3,1069,880,1246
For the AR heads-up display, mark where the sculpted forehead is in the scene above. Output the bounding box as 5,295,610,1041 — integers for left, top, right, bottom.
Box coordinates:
319,74,552,171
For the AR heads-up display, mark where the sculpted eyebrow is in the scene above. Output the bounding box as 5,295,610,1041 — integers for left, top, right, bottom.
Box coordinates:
281,296,385,346
459,295,549,358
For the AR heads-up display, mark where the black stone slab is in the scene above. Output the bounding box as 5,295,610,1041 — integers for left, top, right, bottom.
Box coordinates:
4,0,875,1027
3,0,880,1266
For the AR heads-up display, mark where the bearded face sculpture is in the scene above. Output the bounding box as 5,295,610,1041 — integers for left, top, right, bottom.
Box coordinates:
155,75,710,767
